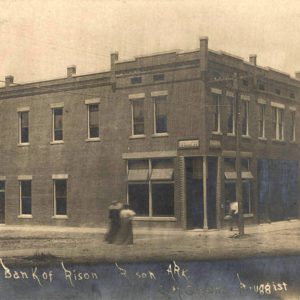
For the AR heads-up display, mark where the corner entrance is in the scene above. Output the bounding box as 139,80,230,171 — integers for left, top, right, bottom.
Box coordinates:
186,157,217,229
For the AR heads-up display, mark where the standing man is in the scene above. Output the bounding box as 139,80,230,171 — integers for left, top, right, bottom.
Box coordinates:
105,201,122,244
229,200,239,231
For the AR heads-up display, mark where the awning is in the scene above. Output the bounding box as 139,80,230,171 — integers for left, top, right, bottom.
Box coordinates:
151,168,174,180
224,171,254,180
127,169,149,181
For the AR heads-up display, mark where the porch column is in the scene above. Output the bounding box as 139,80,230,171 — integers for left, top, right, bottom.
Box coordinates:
203,156,208,229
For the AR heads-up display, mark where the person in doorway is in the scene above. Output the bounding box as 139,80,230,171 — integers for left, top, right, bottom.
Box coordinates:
104,200,123,244
114,204,136,245
229,200,239,231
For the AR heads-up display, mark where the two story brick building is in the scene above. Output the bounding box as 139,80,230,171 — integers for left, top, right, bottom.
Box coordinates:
0,37,299,229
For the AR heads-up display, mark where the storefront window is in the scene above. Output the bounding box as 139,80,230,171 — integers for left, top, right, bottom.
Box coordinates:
127,158,174,217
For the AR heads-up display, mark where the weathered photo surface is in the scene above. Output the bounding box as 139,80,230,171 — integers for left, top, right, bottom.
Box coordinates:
0,0,300,299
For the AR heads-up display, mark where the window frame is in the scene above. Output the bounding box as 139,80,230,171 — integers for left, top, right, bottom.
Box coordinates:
87,103,100,140
18,110,30,145
53,178,68,217
131,98,145,137
153,95,168,136
126,158,175,218
51,105,64,143
258,103,266,139
19,180,32,217
241,98,249,137
212,92,221,134
290,109,296,142
271,103,285,141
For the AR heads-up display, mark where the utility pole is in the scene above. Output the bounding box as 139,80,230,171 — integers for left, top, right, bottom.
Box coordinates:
233,73,244,236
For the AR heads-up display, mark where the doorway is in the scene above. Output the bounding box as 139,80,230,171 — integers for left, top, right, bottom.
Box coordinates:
186,157,217,229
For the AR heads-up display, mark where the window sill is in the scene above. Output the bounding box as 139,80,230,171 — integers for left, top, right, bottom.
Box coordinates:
85,138,101,142
152,133,169,138
242,135,251,139
212,131,222,136
50,141,64,145
17,143,30,147
226,133,235,137
52,215,68,219
258,137,267,141
18,215,33,219
129,134,146,139
272,139,286,144
133,216,177,222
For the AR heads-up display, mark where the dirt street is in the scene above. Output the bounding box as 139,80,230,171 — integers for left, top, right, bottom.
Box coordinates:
0,220,299,265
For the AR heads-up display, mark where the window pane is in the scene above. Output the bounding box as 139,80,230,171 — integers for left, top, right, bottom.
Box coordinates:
21,128,29,143
54,130,63,141
21,112,29,127
290,111,295,141
152,183,174,216
128,184,149,216
21,181,31,215
89,127,99,138
224,182,236,215
55,180,67,215
155,97,167,133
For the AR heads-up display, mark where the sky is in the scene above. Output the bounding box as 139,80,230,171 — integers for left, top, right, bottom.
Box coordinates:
0,0,300,86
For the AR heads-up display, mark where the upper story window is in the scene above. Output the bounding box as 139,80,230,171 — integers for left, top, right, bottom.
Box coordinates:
275,89,281,95
226,92,235,134
290,93,295,99
18,108,29,145
153,74,165,81
211,88,222,133
241,95,250,136
258,103,266,139
271,102,285,141
152,91,168,135
51,104,64,142
132,99,145,136
259,84,265,91
131,77,142,84
85,98,100,141
290,108,296,142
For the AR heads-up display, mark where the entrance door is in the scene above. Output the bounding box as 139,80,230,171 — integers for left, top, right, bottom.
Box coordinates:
186,158,203,229
186,157,217,229
0,181,5,224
